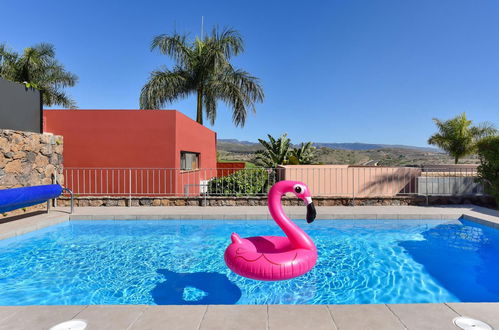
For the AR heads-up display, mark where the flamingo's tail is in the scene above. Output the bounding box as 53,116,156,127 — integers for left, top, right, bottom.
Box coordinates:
231,232,243,244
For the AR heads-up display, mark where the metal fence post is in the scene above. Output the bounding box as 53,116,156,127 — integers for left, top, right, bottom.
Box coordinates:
351,169,355,206
425,168,429,206
128,169,132,207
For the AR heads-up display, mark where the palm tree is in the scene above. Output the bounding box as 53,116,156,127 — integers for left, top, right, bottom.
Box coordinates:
0,43,78,108
255,134,291,167
289,142,316,165
140,27,264,126
428,112,497,164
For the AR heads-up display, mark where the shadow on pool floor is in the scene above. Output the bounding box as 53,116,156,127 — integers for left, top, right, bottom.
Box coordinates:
400,220,499,302
151,269,242,305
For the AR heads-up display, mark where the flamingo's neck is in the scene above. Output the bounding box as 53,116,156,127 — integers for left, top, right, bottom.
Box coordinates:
268,188,315,250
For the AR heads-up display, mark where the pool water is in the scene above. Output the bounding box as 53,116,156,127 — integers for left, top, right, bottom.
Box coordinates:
0,219,499,305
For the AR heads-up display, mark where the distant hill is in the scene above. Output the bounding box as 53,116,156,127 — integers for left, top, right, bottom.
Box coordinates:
312,142,439,153
218,139,257,146
217,139,263,153
216,138,479,166
218,139,440,153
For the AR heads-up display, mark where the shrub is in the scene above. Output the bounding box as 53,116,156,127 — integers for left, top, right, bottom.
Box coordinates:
208,169,272,196
476,136,499,206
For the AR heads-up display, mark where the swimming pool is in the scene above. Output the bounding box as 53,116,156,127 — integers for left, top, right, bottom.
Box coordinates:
0,219,498,305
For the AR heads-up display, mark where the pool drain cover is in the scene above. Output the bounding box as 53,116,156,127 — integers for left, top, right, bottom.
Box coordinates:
453,317,492,330
49,319,87,330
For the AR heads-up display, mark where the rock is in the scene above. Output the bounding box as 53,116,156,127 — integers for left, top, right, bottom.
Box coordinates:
9,142,20,153
78,199,90,207
89,200,103,207
44,164,55,177
152,199,161,206
34,155,49,168
4,160,22,173
21,162,33,176
0,175,19,187
40,145,52,156
174,199,186,206
0,137,10,152
41,177,52,185
26,151,36,163
25,135,41,152
40,134,53,144
49,154,59,165
12,151,26,159
106,199,119,206
57,173,65,185
28,171,41,184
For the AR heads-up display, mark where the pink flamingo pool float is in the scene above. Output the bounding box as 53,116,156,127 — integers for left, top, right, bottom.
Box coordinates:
224,181,317,281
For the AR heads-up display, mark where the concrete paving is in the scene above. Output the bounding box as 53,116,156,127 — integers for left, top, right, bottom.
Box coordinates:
0,303,498,329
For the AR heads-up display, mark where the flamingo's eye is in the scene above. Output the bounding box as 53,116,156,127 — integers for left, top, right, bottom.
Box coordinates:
294,185,304,194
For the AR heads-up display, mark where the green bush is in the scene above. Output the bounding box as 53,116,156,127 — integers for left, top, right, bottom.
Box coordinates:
476,136,499,206
208,169,272,196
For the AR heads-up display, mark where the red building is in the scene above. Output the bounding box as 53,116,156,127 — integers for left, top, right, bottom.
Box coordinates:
43,110,217,196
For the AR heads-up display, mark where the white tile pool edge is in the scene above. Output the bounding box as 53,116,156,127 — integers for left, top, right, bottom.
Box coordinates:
1,205,498,241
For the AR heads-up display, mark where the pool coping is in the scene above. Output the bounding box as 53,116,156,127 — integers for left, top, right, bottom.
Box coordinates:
1,204,498,241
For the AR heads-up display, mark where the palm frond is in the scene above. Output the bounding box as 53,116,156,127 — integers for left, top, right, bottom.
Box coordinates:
255,134,290,167
205,68,264,126
143,26,264,126
290,142,316,164
151,33,191,67
0,43,78,107
204,89,217,125
140,67,191,109
428,112,495,163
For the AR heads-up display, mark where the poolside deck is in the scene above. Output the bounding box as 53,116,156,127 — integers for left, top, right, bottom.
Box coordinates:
1,303,499,329
1,205,498,329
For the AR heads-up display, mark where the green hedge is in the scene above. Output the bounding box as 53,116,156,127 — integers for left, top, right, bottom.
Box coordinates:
476,136,499,206
208,169,272,196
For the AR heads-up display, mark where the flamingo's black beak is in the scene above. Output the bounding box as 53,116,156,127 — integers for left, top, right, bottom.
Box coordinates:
306,199,316,223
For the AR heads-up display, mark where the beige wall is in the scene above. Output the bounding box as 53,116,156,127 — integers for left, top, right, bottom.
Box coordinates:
278,165,422,197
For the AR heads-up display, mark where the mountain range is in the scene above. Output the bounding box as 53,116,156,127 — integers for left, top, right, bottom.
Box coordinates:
218,139,440,153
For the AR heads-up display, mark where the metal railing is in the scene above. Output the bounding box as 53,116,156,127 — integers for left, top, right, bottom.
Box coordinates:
62,187,74,213
63,167,277,197
62,166,484,199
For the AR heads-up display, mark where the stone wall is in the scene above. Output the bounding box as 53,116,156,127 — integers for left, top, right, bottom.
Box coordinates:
56,195,496,208
0,129,63,189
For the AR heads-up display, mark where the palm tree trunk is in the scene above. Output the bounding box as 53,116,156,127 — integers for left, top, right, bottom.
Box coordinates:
196,89,203,125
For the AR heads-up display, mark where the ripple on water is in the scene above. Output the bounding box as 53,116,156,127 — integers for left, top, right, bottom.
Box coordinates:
0,219,498,305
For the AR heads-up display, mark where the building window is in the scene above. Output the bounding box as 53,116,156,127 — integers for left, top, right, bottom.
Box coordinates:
180,151,199,170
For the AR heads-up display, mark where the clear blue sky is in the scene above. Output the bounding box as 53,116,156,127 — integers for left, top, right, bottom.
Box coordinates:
2,0,499,147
